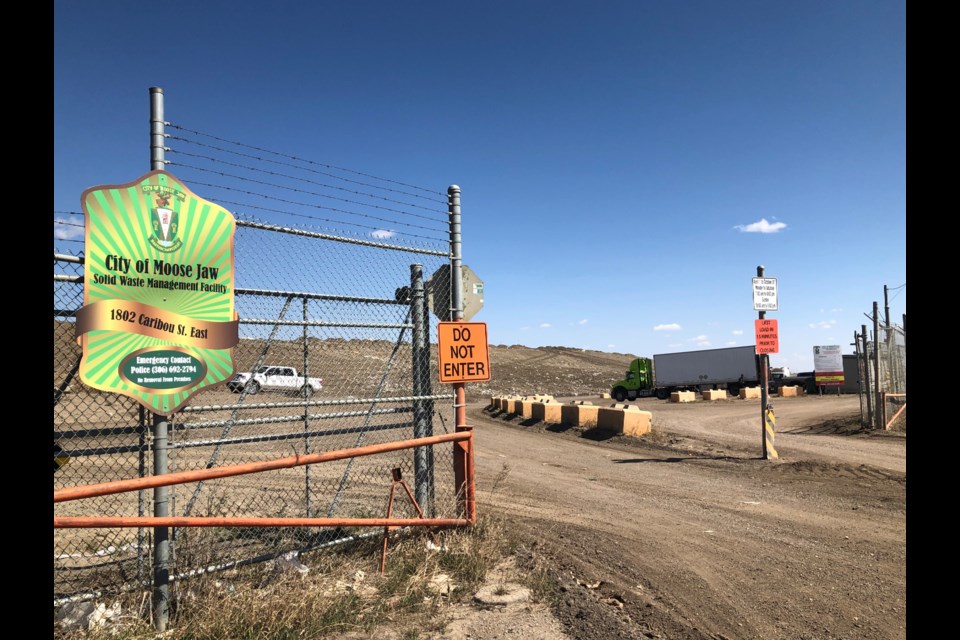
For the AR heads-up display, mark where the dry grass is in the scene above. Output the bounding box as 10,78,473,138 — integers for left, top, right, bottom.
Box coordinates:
54,514,554,639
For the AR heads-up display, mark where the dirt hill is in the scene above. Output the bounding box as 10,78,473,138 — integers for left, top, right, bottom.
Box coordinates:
56,320,636,402
471,344,635,399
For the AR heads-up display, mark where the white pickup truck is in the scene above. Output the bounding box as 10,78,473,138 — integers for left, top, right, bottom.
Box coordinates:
227,365,323,398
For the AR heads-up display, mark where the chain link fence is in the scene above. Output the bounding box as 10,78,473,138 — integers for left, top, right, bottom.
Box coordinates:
855,322,906,430
54,213,457,601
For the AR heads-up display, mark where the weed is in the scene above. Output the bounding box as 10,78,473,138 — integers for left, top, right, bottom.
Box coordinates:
54,514,557,639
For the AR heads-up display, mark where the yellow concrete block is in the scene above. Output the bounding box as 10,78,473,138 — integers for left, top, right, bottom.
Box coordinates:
561,403,599,428
520,401,536,419
739,387,761,399
778,386,800,397
532,401,563,423
601,392,612,399
703,389,727,401
597,406,652,436
505,398,522,414
522,394,555,403
670,391,696,403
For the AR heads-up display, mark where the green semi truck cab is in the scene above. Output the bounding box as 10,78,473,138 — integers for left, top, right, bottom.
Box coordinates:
611,357,654,401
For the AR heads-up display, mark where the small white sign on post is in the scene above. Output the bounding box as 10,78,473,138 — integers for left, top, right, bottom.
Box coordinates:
752,277,778,311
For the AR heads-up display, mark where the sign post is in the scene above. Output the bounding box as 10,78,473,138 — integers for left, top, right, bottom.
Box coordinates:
753,267,778,460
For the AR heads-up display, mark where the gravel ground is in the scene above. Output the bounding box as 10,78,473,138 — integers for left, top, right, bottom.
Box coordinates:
434,393,906,640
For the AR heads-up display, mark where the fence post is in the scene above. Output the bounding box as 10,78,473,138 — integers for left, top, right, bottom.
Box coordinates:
137,406,147,586
410,264,434,514
860,324,873,427
149,86,171,632
853,331,865,427
872,302,881,430
303,296,312,517
448,185,475,522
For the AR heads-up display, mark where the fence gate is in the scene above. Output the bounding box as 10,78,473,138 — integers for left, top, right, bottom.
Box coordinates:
54,88,466,606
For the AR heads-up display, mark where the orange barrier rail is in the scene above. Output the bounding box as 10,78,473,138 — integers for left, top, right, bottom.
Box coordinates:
54,431,472,505
55,516,468,528
882,392,906,430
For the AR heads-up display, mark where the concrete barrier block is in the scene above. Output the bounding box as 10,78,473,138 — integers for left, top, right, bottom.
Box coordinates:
601,392,612,399
505,397,522,414
532,402,563,423
519,400,536,419
778,386,800,397
597,406,652,436
521,394,555,403
561,403,599,428
703,389,727,401
739,387,761,399
670,391,696,403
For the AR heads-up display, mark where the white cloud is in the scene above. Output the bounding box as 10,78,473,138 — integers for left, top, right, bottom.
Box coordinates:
732,329,744,335
54,217,84,240
725,341,737,346
690,334,709,342
607,343,615,349
578,319,588,325
520,326,530,331
735,218,787,233
654,323,682,331
370,229,396,239
808,320,836,330
539,323,551,329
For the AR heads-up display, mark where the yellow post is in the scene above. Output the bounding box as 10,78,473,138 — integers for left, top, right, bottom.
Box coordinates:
764,405,778,460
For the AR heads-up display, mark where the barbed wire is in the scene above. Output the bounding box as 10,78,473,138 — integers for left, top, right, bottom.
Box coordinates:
55,210,85,216
169,162,449,233
222,199,447,243
166,123,447,197
167,134,447,206
232,211,447,254
54,219,85,229
168,148,447,219
176,177,448,237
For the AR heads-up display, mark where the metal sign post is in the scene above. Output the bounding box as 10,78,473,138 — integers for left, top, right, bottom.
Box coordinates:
753,266,778,460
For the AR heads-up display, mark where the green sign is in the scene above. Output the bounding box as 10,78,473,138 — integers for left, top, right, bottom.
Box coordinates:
76,170,238,413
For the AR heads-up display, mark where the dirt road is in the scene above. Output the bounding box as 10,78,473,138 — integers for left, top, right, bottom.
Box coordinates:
465,394,906,639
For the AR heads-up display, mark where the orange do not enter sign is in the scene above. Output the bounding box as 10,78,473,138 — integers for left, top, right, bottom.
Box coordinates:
438,322,491,383
755,318,779,354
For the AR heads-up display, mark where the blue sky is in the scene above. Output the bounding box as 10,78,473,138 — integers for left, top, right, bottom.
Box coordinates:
54,1,905,373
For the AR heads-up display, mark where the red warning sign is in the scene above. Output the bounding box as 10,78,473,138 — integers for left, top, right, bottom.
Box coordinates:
755,319,779,354
438,322,491,383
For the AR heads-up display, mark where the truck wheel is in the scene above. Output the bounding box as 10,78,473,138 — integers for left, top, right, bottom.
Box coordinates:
300,385,313,399
612,387,627,402
656,388,669,400
246,381,261,395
